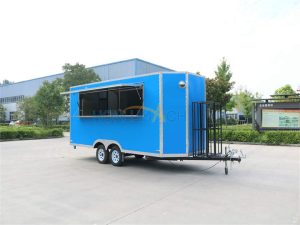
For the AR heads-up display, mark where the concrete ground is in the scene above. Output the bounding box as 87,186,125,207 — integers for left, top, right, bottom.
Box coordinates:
0,136,299,225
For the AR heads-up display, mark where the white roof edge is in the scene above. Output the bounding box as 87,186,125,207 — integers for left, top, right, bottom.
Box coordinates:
70,72,160,89
62,83,143,95
70,71,203,90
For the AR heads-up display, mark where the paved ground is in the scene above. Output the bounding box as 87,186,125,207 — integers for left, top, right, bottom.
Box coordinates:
0,136,299,225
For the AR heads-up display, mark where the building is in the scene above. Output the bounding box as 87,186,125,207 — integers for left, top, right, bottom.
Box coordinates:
0,58,173,121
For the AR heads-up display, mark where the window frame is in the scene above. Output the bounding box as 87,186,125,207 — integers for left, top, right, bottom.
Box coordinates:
78,84,144,118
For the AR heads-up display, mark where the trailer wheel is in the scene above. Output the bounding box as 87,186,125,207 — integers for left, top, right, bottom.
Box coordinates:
134,154,144,159
96,144,109,164
110,145,123,167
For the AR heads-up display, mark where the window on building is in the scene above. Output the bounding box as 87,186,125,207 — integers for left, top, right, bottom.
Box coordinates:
0,95,24,104
79,85,143,116
9,112,16,121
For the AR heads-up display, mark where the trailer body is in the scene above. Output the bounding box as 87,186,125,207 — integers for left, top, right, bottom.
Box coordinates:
69,72,205,157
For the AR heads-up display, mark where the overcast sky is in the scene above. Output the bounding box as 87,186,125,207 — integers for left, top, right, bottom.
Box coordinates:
0,0,299,97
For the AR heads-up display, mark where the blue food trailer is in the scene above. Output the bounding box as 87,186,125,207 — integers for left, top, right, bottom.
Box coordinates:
68,72,241,174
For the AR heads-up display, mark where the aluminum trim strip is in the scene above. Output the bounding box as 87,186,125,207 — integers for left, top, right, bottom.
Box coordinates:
159,73,163,156
62,83,143,95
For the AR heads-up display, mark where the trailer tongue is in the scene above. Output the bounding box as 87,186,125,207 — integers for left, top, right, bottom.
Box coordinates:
154,147,244,175
149,101,244,175
192,101,244,174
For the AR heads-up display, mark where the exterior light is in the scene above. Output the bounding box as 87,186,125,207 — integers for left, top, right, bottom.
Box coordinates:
179,81,186,88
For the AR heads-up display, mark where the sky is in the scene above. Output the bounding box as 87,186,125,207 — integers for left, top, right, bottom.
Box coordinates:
0,0,299,97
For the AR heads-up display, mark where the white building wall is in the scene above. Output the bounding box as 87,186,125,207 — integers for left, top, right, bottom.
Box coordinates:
0,58,173,121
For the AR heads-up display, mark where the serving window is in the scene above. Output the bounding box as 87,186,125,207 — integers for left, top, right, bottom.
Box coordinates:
79,85,143,116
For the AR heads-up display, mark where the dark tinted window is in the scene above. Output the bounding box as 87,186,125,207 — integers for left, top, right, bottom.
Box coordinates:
79,86,143,116
120,89,143,115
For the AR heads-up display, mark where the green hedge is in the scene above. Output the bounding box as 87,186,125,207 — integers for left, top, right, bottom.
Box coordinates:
221,129,300,144
260,131,300,145
0,126,63,140
51,125,70,131
222,130,260,142
223,124,252,130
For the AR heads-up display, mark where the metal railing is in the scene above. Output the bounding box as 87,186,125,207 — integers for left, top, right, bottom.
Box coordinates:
192,102,223,157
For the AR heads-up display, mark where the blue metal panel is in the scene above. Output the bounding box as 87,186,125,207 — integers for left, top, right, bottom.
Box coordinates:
188,74,206,154
162,73,187,154
70,74,160,153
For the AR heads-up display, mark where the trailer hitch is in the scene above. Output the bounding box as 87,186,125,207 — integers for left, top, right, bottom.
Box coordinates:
224,145,246,175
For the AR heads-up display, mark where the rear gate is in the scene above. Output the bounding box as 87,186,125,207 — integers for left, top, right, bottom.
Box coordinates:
192,102,223,157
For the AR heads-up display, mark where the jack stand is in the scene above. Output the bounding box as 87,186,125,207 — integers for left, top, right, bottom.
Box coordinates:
225,160,228,175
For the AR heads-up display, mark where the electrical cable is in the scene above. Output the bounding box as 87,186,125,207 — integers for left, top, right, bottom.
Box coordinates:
168,160,221,172
197,161,221,172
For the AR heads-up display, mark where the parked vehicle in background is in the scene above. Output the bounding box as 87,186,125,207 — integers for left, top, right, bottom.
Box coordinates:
9,121,17,126
8,120,34,126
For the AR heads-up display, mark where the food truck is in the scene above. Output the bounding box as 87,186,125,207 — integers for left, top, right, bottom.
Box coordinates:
67,72,242,174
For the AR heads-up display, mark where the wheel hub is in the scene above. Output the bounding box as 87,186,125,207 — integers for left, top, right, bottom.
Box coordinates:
111,150,120,163
98,148,105,161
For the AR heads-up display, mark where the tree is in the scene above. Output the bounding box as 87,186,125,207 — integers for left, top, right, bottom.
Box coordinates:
16,97,38,122
274,84,296,96
273,84,297,102
62,63,100,91
226,97,236,111
206,58,235,107
206,78,217,102
62,63,101,113
0,104,6,122
35,80,64,127
232,89,261,120
1,79,14,85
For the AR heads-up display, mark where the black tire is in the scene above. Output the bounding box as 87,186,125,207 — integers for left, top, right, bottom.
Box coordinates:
134,154,144,159
110,145,123,167
96,144,109,164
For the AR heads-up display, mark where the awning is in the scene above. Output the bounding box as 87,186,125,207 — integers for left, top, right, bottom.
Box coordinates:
61,83,143,95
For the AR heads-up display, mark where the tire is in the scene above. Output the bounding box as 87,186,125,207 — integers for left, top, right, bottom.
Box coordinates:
96,144,109,164
110,145,123,166
134,154,144,159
